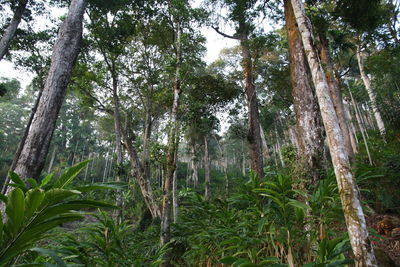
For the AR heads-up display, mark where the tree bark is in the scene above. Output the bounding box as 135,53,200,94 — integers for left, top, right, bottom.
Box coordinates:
213,134,229,196
204,135,211,201
290,0,377,266
190,144,198,188
319,33,354,161
111,70,124,221
284,0,324,183
12,0,87,181
356,44,386,138
160,14,182,267
240,28,264,178
259,126,270,160
122,130,161,218
0,0,28,61
47,146,57,173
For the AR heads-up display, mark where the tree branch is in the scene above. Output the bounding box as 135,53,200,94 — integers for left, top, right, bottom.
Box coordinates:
212,26,239,40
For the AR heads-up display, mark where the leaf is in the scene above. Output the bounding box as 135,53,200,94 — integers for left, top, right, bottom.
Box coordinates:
30,248,68,267
53,160,90,189
220,256,238,264
27,178,38,189
40,173,54,188
5,188,25,236
40,189,81,208
0,193,7,204
74,182,126,193
24,188,45,220
288,200,310,211
8,172,27,191
0,210,3,244
325,259,354,267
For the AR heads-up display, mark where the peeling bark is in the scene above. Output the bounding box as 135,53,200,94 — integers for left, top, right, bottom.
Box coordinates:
290,0,377,265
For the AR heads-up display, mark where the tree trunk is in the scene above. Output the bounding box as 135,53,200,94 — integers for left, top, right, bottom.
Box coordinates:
190,144,198,188
111,71,124,221
47,146,57,173
1,88,42,194
204,135,211,201
142,112,153,184
0,0,28,61
319,33,354,161
284,0,324,184
172,168,178,223
348,86,373,166
12,0,87,181
122,130,161,218
160,15,182,267
259,126,270,160
239,22,264,178
213,134,229,196
290,0,377,266
356,43,386,138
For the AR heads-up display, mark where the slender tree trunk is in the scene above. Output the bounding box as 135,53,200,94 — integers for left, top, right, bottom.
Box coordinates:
319,33,354,161
111,71,124,221
290,1,377,266
275,127,285,168
2,88,42,194
259,126,270,160
0,0,28,61
47,146,57,173
356,44,386,138
348,86,373,166
284,0,324,184
239,22,264,178
160,15,182,267
122,130,161,218
172,168,178,223
344,102,358,153
213,134,229,196
204,135,211,201
190,144,198,188
11,0,87,183
142,112,153,181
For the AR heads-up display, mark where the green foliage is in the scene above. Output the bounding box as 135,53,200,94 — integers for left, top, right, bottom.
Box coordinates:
0,161,115,265
171,172,350,266
355,131,400,213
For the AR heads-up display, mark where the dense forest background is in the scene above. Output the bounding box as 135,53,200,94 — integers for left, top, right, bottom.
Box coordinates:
0,0,400,266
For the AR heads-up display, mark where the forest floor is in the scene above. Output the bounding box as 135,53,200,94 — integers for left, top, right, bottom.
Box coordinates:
368,214,400,266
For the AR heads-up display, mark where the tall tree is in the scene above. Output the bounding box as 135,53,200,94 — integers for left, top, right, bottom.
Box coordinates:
284,0,324,183
211,0,264,178
10,0,87,182
0,0,28,61
289,0,377,265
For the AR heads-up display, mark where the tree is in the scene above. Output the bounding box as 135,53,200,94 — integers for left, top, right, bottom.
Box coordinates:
210,0,265,178
10,0,87,183
289,0,377,265
284,0,324,183
0,0,28,61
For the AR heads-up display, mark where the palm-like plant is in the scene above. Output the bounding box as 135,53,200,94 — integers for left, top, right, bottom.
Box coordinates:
0,161,116,265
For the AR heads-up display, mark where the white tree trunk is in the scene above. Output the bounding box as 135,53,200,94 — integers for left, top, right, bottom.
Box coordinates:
356,44,386,138
290,0,377,266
